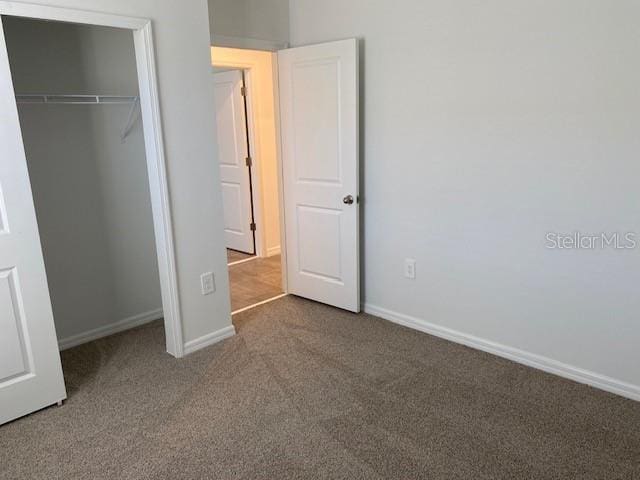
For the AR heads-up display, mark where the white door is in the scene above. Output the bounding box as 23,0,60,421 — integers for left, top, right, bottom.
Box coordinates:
0,20,66,425
278,39,360,312
213,70,255,254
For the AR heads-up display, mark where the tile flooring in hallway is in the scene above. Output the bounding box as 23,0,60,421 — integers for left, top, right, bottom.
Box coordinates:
228,254,283,311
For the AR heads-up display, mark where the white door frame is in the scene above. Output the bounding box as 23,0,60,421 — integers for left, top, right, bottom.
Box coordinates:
0,1,185,357
211,50,288,294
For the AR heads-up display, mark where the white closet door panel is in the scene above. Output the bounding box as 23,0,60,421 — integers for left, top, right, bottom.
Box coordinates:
0,19,66,425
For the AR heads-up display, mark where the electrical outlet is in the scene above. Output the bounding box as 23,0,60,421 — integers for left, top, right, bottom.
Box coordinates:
404,259,416,279
200,272,215,295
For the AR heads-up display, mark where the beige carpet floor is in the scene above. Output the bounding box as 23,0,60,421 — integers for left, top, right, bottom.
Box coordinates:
1,296,639,479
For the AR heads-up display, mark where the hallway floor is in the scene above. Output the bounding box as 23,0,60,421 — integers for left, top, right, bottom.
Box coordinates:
228,254,282,311
1,296,639,479
227,249,254,264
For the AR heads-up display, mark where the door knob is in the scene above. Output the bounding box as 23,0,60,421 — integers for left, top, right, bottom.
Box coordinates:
343,195,354,205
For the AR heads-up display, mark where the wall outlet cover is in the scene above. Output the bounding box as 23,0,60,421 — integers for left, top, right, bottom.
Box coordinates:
404,259,416,279
200,272,215,295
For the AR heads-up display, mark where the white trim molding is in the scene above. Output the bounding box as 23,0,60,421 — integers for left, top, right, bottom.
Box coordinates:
364,303,640,402
183,325,236,355
266,245,281,257
134,22,184,358
0,1,147,29
58,309,163,351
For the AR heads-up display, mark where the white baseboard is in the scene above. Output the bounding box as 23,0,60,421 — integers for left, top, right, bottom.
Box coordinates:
364,303,640,402
58,308,163,351
266,245,281,257
183,325,236,355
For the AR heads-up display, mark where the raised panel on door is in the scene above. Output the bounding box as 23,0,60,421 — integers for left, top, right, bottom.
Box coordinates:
0,268,30,381
213,70,254,254
292,59,341,184
221,182,245,233
0,18,66,425
296,205,342,283
278,39,359,312
0,183,8,234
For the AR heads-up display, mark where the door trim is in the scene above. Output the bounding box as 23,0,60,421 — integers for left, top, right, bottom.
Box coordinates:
0,1,185,357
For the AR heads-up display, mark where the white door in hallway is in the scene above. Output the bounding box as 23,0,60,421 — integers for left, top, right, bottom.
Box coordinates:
213,70,255,254
0,21,66,425
278,39,360,312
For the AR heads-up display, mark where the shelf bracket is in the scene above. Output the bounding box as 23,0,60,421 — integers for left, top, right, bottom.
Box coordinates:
120,96,140,142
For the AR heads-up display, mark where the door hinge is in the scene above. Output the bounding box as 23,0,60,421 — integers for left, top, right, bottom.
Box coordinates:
250,222,256,231
245,156,252,167
241,86,247,97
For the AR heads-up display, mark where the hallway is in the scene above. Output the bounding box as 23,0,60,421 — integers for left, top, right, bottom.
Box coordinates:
228,254,282,311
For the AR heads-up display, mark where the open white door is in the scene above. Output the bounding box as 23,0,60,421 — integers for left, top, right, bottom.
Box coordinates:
213,70,255,254
278,39,360,312
0,20,66,425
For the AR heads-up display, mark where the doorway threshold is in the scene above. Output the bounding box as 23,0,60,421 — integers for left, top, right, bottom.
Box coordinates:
228,256,258,267
231,293,288,316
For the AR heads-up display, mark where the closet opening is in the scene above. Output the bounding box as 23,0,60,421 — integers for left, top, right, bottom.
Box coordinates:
2,16,175,365
211,47,286,314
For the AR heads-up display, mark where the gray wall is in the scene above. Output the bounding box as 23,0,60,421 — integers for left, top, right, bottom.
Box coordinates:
4,18,161,341
289,0,640,390
4,0,233,349
208,0,289,49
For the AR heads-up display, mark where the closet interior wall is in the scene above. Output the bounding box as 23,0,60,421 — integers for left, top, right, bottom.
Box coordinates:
3,17,162,345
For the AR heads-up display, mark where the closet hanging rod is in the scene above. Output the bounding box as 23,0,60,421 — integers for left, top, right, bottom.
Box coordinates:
15,94,138,105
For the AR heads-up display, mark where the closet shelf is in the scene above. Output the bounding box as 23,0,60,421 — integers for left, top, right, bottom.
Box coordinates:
15,94,138,105
15,94,141,142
